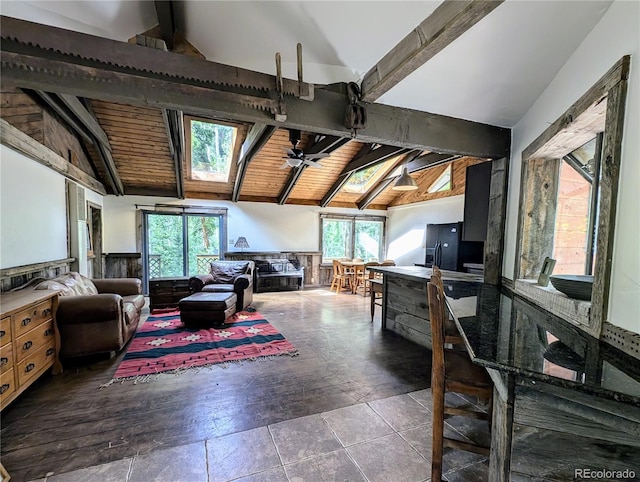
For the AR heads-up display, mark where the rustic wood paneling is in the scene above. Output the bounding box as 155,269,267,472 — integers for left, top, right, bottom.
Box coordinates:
90,100,177,194
0,88,44,144
0,258,74,292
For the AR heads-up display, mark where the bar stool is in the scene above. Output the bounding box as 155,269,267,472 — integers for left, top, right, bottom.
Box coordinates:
370,275,383,322
431,266,465,347
427,281,493,481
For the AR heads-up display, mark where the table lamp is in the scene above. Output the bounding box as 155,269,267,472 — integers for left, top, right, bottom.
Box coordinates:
234,236,250,252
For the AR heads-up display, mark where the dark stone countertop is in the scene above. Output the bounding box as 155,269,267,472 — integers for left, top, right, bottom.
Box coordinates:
368,265,484,284
441,280,640,405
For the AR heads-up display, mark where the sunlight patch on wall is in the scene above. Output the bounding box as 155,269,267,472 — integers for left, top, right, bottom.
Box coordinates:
387,228,424,260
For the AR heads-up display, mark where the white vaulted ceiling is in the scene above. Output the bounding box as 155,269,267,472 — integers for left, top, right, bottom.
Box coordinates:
0,0,613,128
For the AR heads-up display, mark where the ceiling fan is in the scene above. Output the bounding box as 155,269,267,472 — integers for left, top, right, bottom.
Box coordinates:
280,129,329,169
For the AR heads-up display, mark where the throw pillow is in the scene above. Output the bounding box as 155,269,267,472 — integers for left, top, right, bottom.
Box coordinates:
78,273,98,295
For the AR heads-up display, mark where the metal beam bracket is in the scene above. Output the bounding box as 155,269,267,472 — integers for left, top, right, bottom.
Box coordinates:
345,82,366,138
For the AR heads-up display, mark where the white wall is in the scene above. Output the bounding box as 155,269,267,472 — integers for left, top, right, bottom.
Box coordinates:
102,195,384,254
386,195,465,266
504,0,640,332
0,145,68,268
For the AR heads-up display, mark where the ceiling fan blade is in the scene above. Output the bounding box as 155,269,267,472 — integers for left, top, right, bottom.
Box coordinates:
280,161,290,169
303,159,323,169
285,148,296,157
304,153,330,159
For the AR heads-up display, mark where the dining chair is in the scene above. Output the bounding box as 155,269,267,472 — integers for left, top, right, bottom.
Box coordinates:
357,261,380,296
330,259,349,293
431,266,465,347
427,281,493,481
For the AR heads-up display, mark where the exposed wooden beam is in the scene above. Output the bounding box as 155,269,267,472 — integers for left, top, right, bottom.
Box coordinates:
161,108,185,198
357,151,423,209
357,178,396,210
154,1,175,50
57,94,112,149
0,17,511,158
28,90,94,144
341,145,409,174
0,118,106,195
361,0,504,102
405,152,460,175
232,123,277,202
320,143,375,207
278,135,350,205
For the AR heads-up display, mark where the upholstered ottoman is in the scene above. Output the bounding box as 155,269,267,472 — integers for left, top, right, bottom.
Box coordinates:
179,292,237,327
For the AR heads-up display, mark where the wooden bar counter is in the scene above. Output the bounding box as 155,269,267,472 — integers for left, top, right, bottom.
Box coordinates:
367,265,482,348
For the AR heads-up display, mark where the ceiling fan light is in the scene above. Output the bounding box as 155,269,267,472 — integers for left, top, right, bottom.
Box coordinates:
393,166,418,191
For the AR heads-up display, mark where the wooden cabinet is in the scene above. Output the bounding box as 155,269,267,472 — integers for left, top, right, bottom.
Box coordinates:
148,277,191,310
0,289,61,410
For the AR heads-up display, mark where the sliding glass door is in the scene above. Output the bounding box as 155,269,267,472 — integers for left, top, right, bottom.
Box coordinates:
144,212,225,288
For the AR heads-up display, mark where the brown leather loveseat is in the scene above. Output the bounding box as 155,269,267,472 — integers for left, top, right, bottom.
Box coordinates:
188,260,254,311
33,272,144,358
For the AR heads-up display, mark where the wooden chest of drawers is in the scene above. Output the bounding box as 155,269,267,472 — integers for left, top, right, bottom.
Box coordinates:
0,289,61,410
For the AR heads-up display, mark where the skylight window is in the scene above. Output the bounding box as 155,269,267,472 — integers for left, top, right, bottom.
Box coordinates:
344,165,385,193
428,164,452,193
187,117,237,183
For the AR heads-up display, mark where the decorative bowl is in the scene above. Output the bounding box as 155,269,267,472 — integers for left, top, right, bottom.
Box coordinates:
549,274,593,301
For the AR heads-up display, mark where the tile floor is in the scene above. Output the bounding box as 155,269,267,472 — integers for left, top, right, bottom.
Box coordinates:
27,390,490,482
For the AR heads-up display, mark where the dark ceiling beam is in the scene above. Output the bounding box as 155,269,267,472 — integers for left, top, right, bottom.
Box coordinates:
361,0,504,102
404,152,460,175
29,90,94,144
341,145,410,175
232,123,277,202
0,18,511,158
154,1,176,50
357,151,422,209
162,109,185,198
278,135,350,205
357,152,459,209
320,144,410,207
57,94,112,149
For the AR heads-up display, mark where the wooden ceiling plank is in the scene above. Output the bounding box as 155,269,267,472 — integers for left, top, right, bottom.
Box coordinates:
0,33,511,158
361,0,504,102
357,151,422,209
319,143,374,207
27,90,94,144
82,100,125,195
233,123,277,201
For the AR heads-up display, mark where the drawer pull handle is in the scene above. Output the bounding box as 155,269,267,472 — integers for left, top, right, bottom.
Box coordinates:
23,341,33,351
44,329,54,336
43,308,52,317
0,357,7,366
21,318,32,327
46,348,55,356
25,363,36,373
0,330,5,337
0,384,9,394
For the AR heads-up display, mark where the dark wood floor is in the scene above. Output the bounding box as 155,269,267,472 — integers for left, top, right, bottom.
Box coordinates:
1,289,431,481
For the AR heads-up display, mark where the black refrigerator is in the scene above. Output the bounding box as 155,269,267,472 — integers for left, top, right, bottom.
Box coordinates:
425,222,463,271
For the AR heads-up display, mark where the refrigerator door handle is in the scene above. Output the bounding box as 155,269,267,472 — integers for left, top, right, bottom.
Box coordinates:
435,242,442,267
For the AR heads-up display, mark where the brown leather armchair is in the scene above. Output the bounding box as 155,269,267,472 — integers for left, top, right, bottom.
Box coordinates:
34,273,145,358
189,260,254,311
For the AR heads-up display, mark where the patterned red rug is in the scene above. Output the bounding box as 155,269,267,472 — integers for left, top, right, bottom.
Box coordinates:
108,308,298,382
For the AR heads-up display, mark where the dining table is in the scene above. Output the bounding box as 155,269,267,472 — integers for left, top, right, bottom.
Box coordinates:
338,260,365,294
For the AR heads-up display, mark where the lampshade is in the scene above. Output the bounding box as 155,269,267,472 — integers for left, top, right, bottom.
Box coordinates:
392,166,418,191
234,237,250,249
